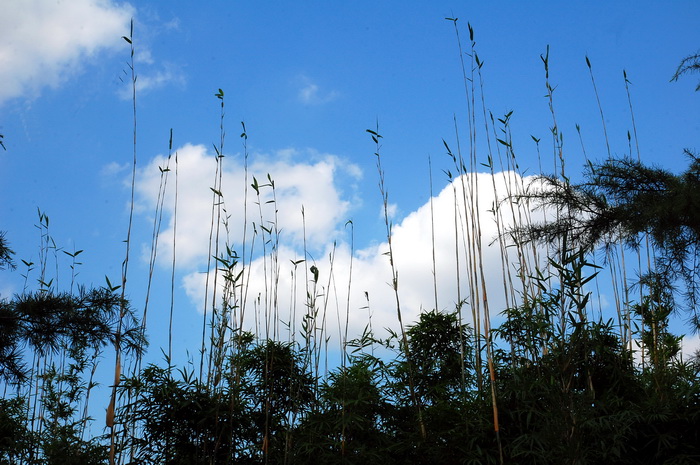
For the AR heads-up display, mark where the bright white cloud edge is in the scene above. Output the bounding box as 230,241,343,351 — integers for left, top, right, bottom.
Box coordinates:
0,0,134,105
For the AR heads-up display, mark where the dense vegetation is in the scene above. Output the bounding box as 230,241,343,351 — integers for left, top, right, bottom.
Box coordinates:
1,250,699,464
2,21,699,465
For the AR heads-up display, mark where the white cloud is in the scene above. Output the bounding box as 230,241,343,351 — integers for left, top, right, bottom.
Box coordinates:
298,76,339,105
134,145,543,342
180,170,546,345
134,48,154,65
631,333,700,366
0,0,134,104
383,203,398,220
682,333,700,360
101,160,129,178
134,144,361,268
117,63,185,99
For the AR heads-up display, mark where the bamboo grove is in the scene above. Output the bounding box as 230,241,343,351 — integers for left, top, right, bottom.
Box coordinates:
1,20,699,465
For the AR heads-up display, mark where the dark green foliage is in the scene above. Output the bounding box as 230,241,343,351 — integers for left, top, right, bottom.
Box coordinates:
632,363,700,465
0,398,33,464
497,320,642,464
236,338,315,463
0,395,108,465
39,423,108,465
671,49,700,91
511,154,700,317
117,334,315,465
0,287,146,382
514,155,700,258
632,272,683,375
490,250,699,464
3,288,699,464
118,364,255,465
381,310,476,464
293,360,393,464
0,231,14,271
0,229,144,464
404,309,473,404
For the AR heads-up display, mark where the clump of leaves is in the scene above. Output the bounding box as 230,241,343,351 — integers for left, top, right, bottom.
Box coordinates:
0,287,145,382
510,154,700,319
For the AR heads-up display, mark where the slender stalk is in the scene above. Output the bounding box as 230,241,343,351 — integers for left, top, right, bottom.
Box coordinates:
473,34,503,463
142,133,172,332
586,56,611,159
109,19,137,464
343,221,354,365
237,122,251,347
207,89,226,387
428,157,439,313
366,123,425,440
624,69,652,367
447,18,484,392
168,134,178,360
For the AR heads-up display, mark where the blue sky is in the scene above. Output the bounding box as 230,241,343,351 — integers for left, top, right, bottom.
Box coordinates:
1,1,699,367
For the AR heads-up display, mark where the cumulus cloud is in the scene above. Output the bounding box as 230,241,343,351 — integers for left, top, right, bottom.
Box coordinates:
0,0,134,104
134,144,543,342
179,170,546,345
135,144,361,268
347,170,541,333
